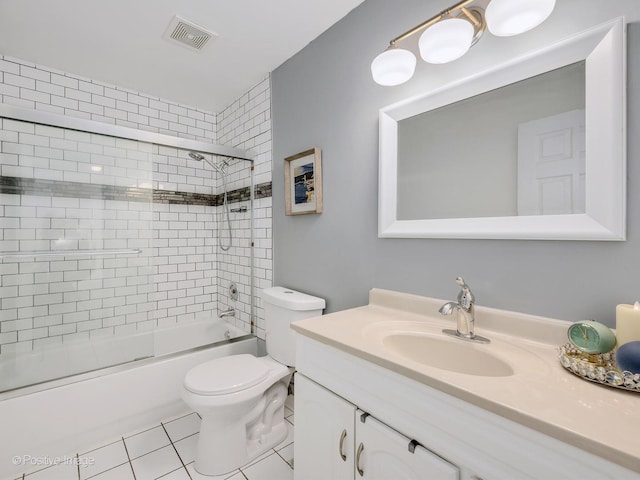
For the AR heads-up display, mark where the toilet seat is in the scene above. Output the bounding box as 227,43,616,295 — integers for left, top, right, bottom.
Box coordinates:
184,354,270,395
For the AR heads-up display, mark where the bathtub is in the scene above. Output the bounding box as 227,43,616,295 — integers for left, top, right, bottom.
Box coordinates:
0,318,257,480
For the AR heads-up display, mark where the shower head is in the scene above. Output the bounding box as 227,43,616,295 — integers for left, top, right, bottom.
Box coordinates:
189,151,205,162
189,151,232,175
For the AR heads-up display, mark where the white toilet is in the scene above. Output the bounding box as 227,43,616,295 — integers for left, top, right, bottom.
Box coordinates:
180,286,325,476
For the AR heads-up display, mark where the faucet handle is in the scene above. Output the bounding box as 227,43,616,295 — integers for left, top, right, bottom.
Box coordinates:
455,276,475,309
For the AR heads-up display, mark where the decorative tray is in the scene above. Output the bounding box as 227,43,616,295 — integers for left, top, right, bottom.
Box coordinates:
558,343,640,393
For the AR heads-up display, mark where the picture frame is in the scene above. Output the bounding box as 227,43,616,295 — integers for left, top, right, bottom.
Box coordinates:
284,148,323,215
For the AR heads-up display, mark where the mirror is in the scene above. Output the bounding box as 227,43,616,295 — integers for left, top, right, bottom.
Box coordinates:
397,62,586,220
378,19,625,240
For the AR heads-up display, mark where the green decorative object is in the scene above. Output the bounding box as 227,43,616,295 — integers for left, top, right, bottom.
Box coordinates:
567,320,617,354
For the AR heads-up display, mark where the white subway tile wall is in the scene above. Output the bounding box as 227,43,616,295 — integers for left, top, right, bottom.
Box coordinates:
0,55,273,363
216,75,273,339
0,55,217,141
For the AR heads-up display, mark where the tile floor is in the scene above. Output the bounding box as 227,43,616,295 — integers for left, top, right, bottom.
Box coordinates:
16,397,295,480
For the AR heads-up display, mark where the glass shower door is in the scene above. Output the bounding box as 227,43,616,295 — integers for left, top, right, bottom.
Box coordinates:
0,118,155,392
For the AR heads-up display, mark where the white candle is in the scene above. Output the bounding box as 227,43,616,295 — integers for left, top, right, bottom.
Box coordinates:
615,302,640,346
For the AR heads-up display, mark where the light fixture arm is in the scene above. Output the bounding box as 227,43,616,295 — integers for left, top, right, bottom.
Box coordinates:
389,0,477,47
460,7,481,28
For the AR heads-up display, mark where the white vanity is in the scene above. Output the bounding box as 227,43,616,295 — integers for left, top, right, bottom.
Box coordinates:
291,289,640,479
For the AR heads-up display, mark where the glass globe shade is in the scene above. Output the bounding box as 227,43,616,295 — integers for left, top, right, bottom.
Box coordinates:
485,0,556,37
419,18,475,64
371,47,417,86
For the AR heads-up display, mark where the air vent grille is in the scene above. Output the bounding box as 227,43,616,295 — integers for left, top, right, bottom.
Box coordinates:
164,16,216,52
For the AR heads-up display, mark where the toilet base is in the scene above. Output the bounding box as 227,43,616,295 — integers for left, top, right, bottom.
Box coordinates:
246,417,288,459
193,380,290,476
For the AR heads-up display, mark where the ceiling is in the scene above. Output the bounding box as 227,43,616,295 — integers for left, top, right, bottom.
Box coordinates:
0,0,365,113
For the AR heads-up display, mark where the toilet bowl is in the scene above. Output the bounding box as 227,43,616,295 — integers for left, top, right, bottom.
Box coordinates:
181,287,325,476
180,354,291,475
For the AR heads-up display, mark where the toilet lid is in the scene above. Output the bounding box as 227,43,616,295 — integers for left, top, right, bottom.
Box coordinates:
184,354,270,395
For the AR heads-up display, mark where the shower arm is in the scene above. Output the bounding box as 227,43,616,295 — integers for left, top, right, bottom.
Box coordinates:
202,156,222,172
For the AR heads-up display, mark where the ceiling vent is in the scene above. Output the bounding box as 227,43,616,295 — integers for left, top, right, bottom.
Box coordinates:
163,15,216,52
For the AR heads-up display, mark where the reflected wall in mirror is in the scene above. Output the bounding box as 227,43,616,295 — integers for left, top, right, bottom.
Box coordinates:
378,18,626,240
397,62,585,221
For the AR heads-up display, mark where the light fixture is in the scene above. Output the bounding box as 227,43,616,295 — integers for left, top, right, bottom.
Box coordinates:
371,46,417,86
372,0,556,86
419,18,475,64
485,0,556,37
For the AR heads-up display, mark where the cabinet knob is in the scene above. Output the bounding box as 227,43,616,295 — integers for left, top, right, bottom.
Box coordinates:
339,429,347,462
356,442,365,477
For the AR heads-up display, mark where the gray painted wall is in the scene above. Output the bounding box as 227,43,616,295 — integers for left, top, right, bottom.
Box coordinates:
271,0,640,327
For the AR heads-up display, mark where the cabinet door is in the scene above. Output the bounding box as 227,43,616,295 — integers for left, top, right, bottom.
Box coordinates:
355,411,459,480
295,374,356,480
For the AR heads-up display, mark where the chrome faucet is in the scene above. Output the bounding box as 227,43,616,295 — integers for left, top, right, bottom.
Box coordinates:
219,308,235,318
439,277,489,344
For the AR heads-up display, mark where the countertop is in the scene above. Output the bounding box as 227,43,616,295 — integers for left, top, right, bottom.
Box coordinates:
291,288,640,474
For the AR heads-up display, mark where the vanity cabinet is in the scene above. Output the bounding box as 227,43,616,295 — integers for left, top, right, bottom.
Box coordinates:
295,374,460,480
295,374,355,479
354,408,459,480
293,330,639,480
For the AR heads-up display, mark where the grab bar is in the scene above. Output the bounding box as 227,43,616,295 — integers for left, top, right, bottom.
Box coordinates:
0,249,142,259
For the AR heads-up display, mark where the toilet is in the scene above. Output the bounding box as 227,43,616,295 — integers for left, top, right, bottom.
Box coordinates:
180,286,325,476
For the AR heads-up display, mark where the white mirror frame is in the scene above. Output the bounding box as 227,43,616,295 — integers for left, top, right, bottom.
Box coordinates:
378,18,626,241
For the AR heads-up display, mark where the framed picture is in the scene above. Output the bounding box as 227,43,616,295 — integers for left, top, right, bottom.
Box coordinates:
284,148,323,215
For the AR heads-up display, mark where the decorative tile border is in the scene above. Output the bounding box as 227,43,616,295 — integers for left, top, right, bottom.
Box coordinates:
220,181,272,206
0,175,153,202
0,176,271,205
154,189,215,206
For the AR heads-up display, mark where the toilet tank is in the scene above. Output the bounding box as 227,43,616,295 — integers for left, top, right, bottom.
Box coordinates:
262,287,325,367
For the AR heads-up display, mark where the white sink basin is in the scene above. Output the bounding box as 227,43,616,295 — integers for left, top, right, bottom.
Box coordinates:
383,333,514,377
363,320,546,378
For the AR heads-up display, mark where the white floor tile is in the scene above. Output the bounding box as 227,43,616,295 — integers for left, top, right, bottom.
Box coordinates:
124,425,171,460
173,433,198,465
25,462,78,480
277,443,294,467
80,441,128,479
186,462,239,479
45,399,296,480
226,474,246,480
285,413,295,426
163,413,200,443
242,452,293,480
88,463,135,480
273,421,294,451
130,445,183,480
157,467,191,479
241,449,274,470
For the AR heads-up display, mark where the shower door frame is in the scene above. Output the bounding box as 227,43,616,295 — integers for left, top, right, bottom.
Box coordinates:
0,104,253,160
